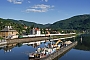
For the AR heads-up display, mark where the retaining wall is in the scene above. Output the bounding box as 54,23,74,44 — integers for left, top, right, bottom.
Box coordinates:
6,37,50,44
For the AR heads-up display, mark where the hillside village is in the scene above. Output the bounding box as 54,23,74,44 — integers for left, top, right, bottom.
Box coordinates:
0,26,58,39
0,25,76,40
1,14,90,40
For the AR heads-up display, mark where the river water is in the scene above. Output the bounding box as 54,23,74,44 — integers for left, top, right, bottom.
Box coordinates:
59,34,90,60
0,34,90,60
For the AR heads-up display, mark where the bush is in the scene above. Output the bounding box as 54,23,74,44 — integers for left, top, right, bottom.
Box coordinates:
0,37,3,40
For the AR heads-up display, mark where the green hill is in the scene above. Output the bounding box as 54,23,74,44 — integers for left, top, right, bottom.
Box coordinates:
0,18,50,34
0,14,90,32
49,14,90,30
0,18,45,28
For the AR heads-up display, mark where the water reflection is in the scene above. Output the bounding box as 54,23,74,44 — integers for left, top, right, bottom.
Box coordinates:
0,39,51,53
59,49,90,60
0,37,80,60
0,38,74,53
0,43,17,52
59,34,90,60
53,47,72,60
75,34,90,51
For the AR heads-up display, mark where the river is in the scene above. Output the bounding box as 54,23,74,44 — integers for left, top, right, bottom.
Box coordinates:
0,34,90,60
59,34,90,60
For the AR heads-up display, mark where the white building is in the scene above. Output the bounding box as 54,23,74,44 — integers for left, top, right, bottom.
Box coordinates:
30,28,41,35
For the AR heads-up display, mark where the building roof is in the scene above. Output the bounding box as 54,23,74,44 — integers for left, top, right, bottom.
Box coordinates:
0,27,17,32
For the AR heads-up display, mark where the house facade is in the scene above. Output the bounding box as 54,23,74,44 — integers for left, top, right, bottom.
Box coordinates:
0,26,18,39
30,28,41,35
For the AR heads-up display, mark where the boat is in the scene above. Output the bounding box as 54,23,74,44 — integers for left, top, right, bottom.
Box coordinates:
29,52,46,59
29,39,68,60
29,47,56,60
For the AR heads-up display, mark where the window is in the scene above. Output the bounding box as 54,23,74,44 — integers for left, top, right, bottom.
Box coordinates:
12,32,13,34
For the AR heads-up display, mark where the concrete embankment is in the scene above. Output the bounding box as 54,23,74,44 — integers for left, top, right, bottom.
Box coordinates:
41,41,77,60
6,37,50,44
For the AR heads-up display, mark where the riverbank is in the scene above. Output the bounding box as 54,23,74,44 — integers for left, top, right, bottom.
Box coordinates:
0,35,76,46
0,33,76,45
0,41,7,45
0,40,7,45
6,37,50,44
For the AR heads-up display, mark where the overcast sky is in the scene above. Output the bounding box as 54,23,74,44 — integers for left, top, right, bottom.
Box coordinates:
0,0,90,24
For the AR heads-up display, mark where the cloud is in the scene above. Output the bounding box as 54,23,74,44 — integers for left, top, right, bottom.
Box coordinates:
28,1,31,3
7,0,12,2
31,4,50,9
26,9,47,13
41,0,48,2
7,0,23,4
25,4,54,13
45,0,48,2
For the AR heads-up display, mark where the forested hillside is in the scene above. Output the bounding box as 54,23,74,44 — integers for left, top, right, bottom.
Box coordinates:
0,14,90,32
49,14,90,30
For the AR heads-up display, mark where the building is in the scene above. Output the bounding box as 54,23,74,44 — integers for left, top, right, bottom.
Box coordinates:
24,26,28,29
30,28,35,35
35,28,41,35
30,28,41,35
0,26,18,39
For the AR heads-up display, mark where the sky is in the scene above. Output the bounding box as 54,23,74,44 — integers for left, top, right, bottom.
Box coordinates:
0,0,90,24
